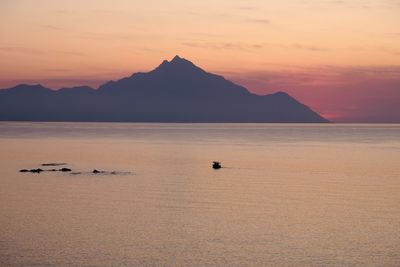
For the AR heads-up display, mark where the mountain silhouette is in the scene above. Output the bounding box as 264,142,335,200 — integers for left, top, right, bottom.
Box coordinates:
0,55,328,122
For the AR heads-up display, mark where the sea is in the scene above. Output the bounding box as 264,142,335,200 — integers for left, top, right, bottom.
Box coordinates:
0,122,399,267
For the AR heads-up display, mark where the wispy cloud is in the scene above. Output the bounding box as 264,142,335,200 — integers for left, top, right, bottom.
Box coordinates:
246,18,270,24
290,44,328,51
216,65,400,101
182,10,233,19
55,51,88,57
182,41,264,51
55,9,71,14
379,46,400,56
380,0,400,8
35,23,153,43
328,0,345,4
75,31,151,41
37,24,68,31
44,68,72,72
0,47,44,55
182,41,329,52
187,32,231,38
234,6,260,11
182,42,241,50
0,46,87,57
258,43,330,52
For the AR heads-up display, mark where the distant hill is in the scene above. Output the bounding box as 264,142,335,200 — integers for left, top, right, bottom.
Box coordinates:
0,55,328,122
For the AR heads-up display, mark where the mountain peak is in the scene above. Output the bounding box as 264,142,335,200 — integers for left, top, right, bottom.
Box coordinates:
169,55,195,66
171,55,183,62
154,55,203,73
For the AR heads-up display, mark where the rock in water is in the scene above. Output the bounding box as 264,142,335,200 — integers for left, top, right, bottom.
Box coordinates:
212,161,221,169
30,168,43,173
41,163,67,166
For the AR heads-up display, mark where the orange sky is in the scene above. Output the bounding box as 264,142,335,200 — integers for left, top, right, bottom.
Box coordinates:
0,0,399,122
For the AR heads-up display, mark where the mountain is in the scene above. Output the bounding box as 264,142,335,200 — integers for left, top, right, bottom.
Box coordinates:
0,55,328,122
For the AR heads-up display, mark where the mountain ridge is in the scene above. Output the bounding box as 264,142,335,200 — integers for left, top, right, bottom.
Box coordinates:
0,56,329,123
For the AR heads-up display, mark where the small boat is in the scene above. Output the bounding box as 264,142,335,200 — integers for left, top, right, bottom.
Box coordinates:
212,161,221,169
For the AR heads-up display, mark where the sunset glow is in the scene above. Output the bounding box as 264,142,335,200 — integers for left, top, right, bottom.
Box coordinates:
1,0,399,122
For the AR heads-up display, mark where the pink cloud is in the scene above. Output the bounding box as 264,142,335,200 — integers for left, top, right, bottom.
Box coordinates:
222,65,400,122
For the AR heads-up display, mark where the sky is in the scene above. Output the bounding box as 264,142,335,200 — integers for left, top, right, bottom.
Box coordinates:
0,0,399,122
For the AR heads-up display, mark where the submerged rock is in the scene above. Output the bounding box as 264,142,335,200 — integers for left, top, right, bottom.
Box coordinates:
92,169,110,174
92,169,127,175
30,168,43,173
41,163,67,166
19,166,131,176
212,161,222,169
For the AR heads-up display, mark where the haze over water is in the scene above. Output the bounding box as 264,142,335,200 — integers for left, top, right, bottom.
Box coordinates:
0,122,399,266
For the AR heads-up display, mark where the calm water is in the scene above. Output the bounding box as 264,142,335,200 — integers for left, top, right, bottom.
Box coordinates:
0,122,399,267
